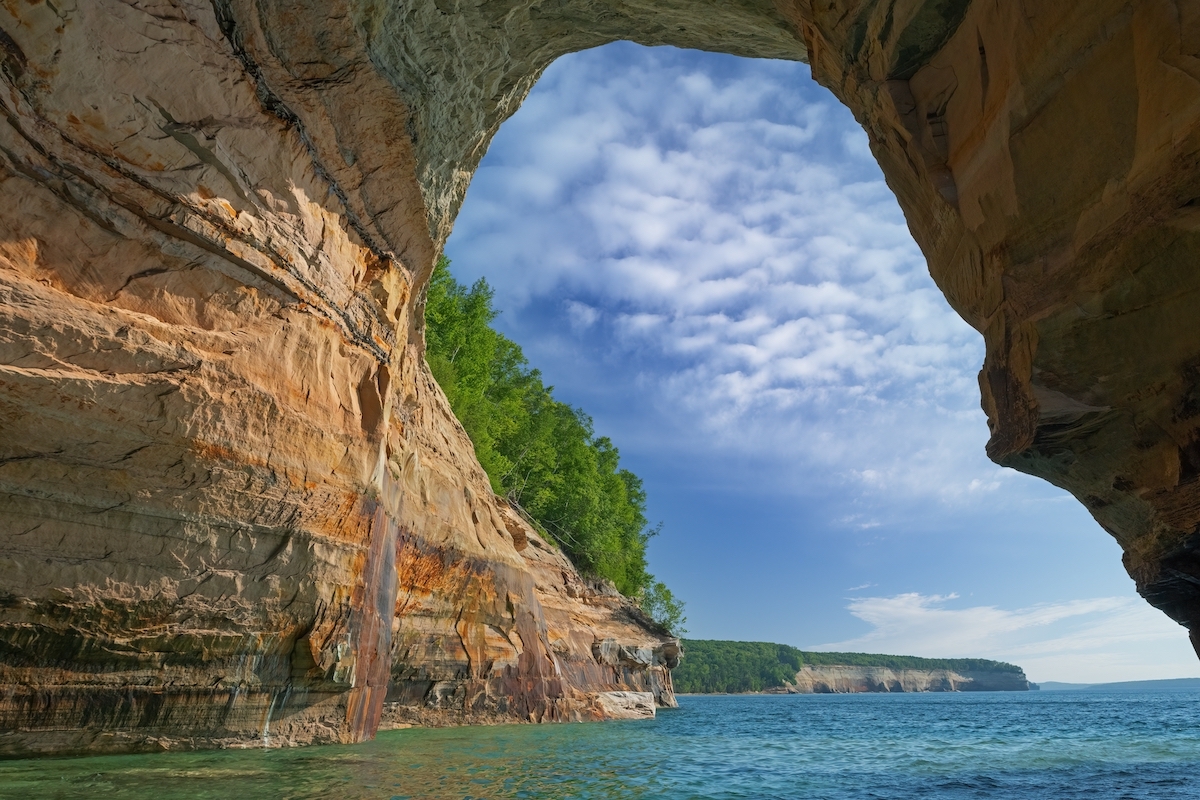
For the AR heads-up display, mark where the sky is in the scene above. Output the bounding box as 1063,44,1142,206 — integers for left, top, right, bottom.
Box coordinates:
442,42,1200,684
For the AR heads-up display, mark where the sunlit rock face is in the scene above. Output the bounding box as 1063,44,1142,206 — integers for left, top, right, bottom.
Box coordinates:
0,0,1197,754
0,0,676,755
787,666,1030,694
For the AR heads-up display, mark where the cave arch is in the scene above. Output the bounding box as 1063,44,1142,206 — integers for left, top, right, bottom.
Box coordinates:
443,38,1144,665
1,0,1199,754
220,0,1200,667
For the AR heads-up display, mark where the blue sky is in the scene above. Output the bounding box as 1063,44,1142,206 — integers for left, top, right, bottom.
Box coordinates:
442,43,1199,684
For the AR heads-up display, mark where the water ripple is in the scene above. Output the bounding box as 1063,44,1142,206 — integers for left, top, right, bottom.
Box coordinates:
4,692,1200,798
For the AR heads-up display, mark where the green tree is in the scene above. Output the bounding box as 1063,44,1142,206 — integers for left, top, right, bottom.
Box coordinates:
670,639,1025,693
639,579,687,636
423,256,685,629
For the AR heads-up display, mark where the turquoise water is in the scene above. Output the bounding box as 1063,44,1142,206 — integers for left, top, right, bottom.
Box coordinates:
5,692,1200,798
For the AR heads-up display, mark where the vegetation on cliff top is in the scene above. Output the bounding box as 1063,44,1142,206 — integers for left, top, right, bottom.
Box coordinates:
673,639,1024,693
424,256,685,632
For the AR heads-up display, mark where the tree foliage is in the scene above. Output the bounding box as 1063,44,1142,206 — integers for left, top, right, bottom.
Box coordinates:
672,641,804,693
640,580,688,636
424,256,684,631
672,639,1024,693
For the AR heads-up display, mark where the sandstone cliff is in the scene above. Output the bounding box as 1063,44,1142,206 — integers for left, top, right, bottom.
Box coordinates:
780,666,1029,694
0,0,677,756
3,0,1200,756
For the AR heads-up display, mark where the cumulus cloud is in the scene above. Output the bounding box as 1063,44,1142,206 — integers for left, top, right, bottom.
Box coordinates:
449,44,1005,509
811,592,1200,684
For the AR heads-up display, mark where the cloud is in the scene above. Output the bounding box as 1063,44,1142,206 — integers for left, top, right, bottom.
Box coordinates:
564,300,600,332
810,592,1200,684
448,44,1004,511
836,514,881,530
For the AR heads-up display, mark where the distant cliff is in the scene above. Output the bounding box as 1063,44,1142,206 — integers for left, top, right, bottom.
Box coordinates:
674,640,1029,694
782,665,1029,693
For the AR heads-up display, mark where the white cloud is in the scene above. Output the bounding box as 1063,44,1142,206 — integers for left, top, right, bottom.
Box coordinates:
449,44,1000,511
564,300,600,332
811,592,1200,684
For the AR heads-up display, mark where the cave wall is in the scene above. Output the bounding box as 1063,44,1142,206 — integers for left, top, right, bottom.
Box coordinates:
0,0,678,756
805,0,1200,642
2,0,1199,754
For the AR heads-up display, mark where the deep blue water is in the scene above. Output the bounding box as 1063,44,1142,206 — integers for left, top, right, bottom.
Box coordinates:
4,691,1200,799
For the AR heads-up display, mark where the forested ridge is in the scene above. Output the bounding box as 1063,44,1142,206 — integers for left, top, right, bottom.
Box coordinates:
673,639,1024,693
423,257,685,632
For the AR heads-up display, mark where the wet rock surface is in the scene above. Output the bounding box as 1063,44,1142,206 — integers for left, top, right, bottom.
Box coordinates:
2,0,1199,754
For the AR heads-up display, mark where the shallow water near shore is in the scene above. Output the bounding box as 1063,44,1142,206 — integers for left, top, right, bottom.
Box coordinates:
5,691,1200,799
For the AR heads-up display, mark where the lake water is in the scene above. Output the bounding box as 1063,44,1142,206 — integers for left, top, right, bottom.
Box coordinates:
5,691,1200,799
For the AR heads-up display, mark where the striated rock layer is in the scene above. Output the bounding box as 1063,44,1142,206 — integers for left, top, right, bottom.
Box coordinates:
3,0,1200,754
0,0,678,756
779,666,1030,694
